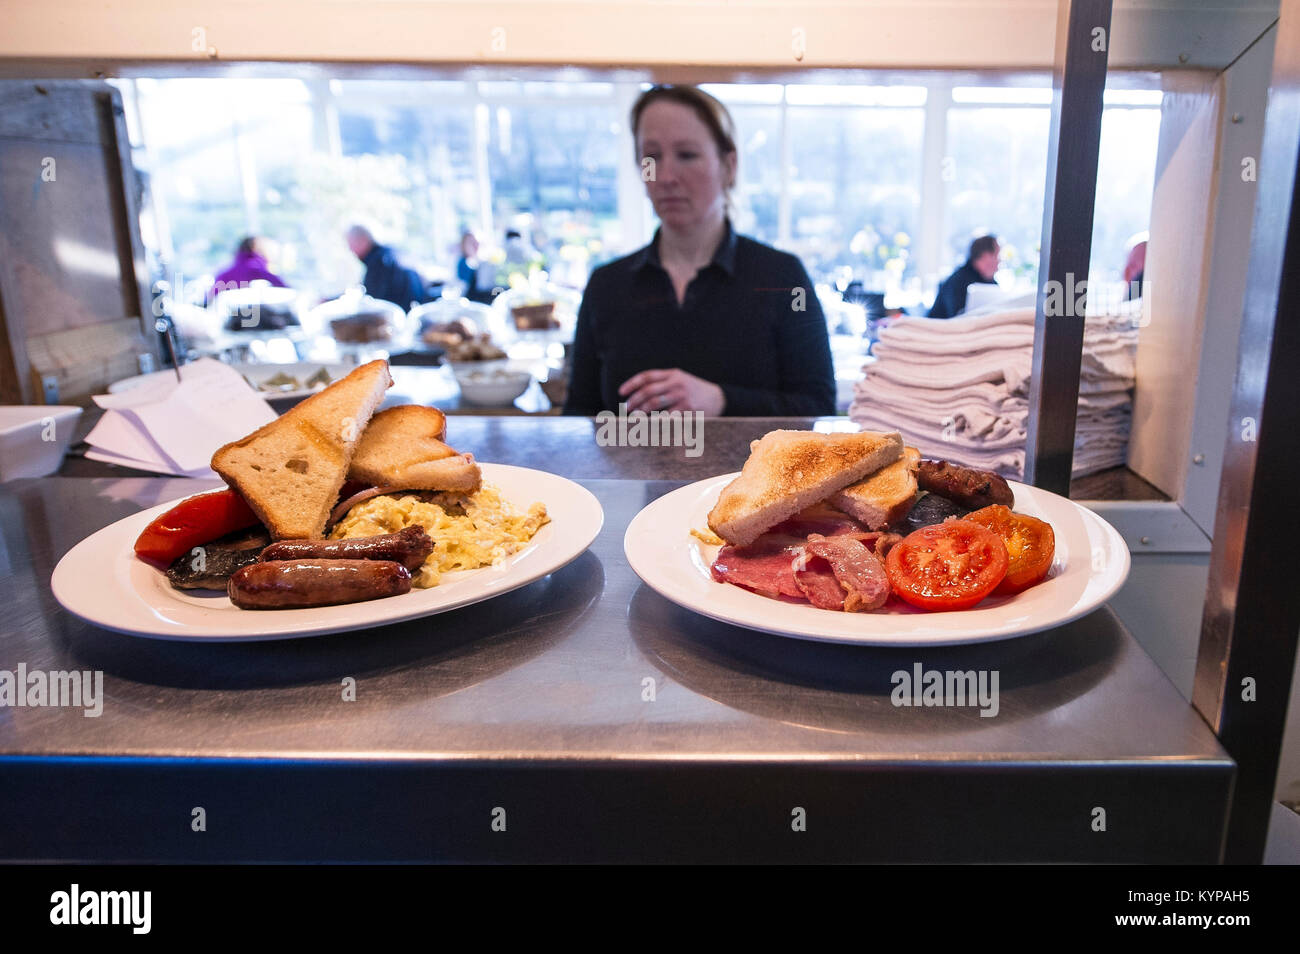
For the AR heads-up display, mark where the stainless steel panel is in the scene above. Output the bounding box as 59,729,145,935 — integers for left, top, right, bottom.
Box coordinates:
0,475,1233,861
1194,0,1300,864
1182,28,1276,535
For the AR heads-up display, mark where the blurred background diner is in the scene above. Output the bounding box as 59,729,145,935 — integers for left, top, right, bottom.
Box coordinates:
928,234,1001,319
208,236,289,305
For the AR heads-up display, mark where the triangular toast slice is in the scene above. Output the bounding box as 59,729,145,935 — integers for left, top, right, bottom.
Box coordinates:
348,405,481,493
827,446,921,530
212,359,393,539
707,430,904,546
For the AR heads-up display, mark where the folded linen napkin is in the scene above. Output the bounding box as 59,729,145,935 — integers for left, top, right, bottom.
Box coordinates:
849,298,1142,480
848,404,1130,480
85,358,276,478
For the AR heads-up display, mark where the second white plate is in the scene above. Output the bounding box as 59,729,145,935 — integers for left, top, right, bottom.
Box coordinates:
623,475,1130,647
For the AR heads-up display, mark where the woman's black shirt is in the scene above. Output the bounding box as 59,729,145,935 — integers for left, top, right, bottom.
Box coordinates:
562,221,836,416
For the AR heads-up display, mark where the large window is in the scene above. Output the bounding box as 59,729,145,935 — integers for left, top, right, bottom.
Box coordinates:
701,84,784,243
787,98,925,288
335,80,478,284
944,96,1051,289
1092,90,1163,289
130,78,314,295
705,84,928,296
939,85,1162,299
483,88,623,287
119,74,1162,312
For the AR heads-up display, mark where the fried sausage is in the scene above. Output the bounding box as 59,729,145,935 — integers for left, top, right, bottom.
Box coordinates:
917,459,1014,510
258,527,433,572
229,559,411,609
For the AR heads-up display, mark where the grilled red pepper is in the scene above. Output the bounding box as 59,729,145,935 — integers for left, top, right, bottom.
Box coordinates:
133,489,260,565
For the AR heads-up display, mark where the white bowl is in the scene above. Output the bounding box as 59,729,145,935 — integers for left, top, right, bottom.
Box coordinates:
0,406,83,481
446,358,510,375
454,369,532,407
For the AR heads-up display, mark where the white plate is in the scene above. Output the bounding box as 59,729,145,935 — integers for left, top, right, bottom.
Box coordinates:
623,475,1130,647
52,464,603,642
232,362,354,400
109,362,352,402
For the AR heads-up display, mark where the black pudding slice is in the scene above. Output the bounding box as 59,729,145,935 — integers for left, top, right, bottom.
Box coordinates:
901,493,971,533
165,526,271,590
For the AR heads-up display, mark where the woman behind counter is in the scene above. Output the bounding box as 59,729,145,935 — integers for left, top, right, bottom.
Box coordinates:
563,85,835,417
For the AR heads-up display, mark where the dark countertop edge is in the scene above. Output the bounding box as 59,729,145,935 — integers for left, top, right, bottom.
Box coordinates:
0,753,1235,767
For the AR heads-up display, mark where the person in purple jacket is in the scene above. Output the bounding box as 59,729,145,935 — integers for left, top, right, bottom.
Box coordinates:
208,236,288,304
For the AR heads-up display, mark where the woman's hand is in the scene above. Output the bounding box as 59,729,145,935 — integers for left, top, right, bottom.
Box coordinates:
619,368,726,415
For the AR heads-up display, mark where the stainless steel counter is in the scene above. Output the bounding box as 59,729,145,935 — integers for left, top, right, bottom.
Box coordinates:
0,421,1231,862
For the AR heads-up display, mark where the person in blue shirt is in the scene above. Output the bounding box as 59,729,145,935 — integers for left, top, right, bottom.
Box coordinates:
455,230,495,304
928,235,1000,319
345,225,430,310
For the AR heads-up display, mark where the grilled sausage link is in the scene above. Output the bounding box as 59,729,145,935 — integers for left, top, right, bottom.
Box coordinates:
229,559,411,609
917,459,1015,510
259,527,433,572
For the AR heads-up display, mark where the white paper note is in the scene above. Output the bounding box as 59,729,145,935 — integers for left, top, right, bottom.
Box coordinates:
86,359,276,477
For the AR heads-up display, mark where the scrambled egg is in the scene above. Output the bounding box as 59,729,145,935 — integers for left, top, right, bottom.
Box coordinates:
690,527,724,546
329,483,549,588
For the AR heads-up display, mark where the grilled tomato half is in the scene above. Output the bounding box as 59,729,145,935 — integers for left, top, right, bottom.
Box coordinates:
884,519,1009,611
963,504,1055,595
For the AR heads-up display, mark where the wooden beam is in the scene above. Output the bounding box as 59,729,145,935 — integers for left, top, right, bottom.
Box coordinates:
0,1,1280,75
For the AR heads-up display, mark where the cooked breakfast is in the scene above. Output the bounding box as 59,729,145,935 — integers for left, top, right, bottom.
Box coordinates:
133,359,549,609
703,429,1056,614
329,485,549,588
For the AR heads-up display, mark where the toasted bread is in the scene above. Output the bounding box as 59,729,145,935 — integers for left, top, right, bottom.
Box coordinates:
828,446,921,530
707,430,904,546
348,405,481,493
212,360,393,539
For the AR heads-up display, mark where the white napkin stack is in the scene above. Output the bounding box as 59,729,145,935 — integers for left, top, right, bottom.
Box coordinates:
848,300,1142,480
85,358,277,478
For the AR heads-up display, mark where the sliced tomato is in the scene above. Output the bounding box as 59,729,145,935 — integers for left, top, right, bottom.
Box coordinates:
963,504,1055,595
884,520,1009,611
133,488,260,565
